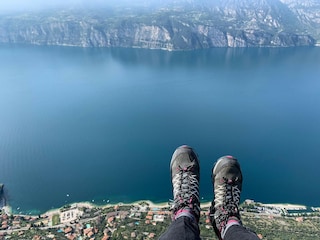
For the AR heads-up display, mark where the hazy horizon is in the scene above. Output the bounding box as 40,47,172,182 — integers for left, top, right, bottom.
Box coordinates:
0,0,188,13
1,0,314,14
0,0,162,13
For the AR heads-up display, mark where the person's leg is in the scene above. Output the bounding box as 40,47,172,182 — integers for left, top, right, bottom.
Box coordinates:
159,145,201,240
224,225,260,240
159,216,200,240
210,156,260,240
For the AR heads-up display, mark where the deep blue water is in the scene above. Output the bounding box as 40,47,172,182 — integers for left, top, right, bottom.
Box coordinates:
0,45,320,214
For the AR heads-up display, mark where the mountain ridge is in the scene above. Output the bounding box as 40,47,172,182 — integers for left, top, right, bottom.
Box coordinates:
0,0,319,50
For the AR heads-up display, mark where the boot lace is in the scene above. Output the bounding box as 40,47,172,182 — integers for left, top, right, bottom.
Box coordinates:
213,177,241,228
170,165,200,216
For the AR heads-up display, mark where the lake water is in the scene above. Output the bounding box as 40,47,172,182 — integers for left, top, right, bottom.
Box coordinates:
0,45,320,214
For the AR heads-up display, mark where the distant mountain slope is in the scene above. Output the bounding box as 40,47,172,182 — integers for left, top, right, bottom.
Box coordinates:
280,0,320,42
0,0,318,50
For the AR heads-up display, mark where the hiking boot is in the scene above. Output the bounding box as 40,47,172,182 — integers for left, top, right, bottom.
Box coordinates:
170,145,200,222
210,156,242,240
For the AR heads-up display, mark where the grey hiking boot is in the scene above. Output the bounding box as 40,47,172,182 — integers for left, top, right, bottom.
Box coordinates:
170,145,200,222
210,156,242,240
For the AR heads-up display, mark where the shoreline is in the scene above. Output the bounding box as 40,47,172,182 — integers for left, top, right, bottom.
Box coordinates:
261,203,307,210
2,199,315,217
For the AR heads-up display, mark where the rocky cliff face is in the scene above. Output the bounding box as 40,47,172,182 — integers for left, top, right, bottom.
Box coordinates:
0,0,318,50
280,0,320,44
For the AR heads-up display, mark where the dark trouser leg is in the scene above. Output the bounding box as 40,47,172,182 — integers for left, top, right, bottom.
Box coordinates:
224,225,260,240
159,216,201,240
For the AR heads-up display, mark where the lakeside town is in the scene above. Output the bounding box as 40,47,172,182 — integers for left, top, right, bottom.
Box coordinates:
1,197,320,240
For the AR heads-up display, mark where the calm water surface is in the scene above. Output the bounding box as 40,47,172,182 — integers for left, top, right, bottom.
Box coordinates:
0,45,320,214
